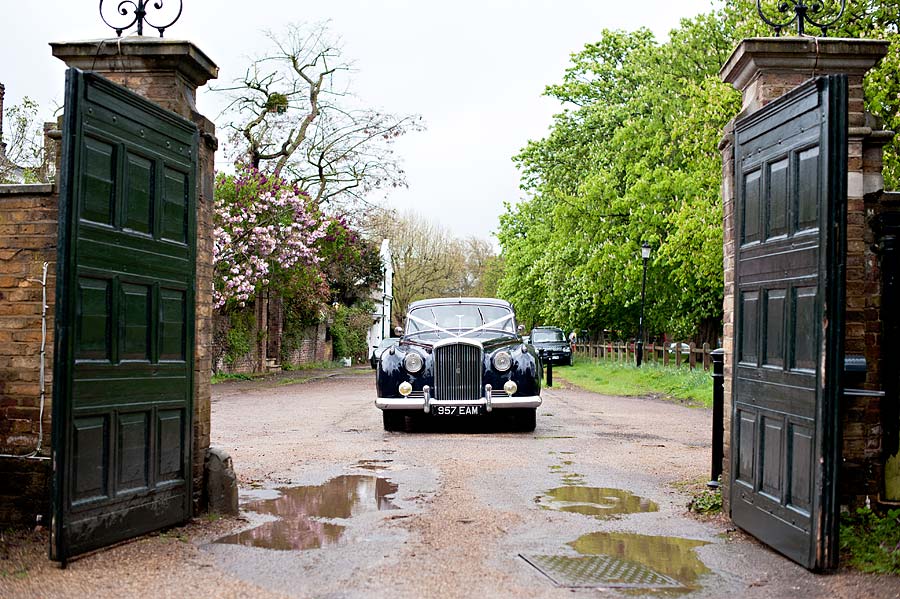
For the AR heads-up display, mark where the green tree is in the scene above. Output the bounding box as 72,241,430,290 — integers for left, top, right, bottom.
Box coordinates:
500,11,740,343
501,3,900,344
1,96,51,184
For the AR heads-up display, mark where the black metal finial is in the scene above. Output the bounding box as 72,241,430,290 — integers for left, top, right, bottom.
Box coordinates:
99,1,183,38
756,0,846,36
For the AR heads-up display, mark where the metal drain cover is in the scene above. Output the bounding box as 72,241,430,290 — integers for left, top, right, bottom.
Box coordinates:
520,554,684,590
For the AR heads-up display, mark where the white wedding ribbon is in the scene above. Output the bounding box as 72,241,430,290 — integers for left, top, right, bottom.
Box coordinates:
406,312,515,339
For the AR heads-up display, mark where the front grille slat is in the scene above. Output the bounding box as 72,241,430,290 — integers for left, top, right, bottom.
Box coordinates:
435,343,482,401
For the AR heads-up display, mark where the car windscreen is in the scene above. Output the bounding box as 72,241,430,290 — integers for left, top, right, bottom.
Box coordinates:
379,338,397,348
531,329,565,343
406,304,515,336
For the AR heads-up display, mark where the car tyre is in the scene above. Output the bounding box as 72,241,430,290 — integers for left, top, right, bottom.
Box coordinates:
382,410,407,432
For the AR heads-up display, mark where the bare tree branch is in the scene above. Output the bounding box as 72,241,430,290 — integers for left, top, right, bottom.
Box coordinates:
215,21,422,210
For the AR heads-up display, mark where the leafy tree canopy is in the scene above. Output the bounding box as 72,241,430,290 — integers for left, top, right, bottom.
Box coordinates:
499,1,900,343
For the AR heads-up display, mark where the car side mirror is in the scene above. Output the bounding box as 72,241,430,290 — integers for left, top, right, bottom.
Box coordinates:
394,326,404,337
517,324,525,334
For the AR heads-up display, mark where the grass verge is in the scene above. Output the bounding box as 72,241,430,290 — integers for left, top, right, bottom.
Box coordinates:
282,360,346,371
841,507,900,574
556,357,714,407
211,372,255,384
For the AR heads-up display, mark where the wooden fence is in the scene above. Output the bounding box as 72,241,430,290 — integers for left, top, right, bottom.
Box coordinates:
573,341,717,371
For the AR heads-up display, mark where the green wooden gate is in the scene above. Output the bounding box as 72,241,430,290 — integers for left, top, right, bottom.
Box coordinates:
51,69,198,564
731,75,847,570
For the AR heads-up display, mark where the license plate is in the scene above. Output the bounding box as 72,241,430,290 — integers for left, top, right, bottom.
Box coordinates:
433,405,482,416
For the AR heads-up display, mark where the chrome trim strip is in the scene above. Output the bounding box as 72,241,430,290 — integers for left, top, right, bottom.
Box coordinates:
432,337,483,350
376,395,542,410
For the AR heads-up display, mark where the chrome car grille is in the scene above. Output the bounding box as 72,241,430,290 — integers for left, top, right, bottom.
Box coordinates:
434,343,482,401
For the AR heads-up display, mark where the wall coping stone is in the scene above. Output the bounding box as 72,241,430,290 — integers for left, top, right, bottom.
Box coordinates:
50,38,218,89
720,37,890,92
0,183,55,195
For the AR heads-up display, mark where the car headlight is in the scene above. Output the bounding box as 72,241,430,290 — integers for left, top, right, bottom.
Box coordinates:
492,350,512,372
503,380,518,396
399,381,413,396
403,352,424,374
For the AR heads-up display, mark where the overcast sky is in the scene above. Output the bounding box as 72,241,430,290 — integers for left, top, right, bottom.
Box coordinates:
2,0,719,242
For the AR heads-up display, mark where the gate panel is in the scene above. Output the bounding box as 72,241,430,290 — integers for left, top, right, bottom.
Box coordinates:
731,76,847,570
51,69,198,563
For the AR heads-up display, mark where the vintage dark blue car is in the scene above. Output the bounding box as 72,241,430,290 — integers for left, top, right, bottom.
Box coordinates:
375,297,542,431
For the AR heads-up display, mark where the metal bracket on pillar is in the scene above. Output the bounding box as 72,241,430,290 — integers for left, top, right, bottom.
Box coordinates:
756,0,846,37
99,0,183,38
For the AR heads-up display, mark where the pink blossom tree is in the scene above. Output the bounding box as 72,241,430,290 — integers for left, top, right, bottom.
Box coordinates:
213,164,327,309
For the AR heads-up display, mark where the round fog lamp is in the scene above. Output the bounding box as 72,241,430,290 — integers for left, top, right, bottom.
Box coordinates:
399,381,413,396
492,350,512,372
503,380,518,396
403,352,424,373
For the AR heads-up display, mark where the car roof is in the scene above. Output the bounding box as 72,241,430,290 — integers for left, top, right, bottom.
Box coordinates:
407,297,513,311
532,326,563,331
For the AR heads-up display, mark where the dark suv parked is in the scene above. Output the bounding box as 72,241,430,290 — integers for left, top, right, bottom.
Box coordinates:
529,326,572,366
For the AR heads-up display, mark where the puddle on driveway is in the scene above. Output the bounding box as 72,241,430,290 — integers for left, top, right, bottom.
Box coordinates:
215,475,399,551
570,531,709,588
537,487,658,518
521,532,709,591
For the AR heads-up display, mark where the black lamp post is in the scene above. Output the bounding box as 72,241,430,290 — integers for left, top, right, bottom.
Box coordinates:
636,242,651,367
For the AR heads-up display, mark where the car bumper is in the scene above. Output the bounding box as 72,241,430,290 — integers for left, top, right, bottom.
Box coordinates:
543,353,570,363
376,395,542,411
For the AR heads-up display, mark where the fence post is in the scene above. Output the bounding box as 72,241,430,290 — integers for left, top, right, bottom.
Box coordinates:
689,342,697,370
709,348,725,488
675,344,682,367
702,342,710,371
664,346,670,366
546,360,553,387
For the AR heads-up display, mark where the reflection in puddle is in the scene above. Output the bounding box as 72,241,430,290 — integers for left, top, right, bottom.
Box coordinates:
537,487,658,518
569,531,709,588
215,475,399,551
353,459,394,471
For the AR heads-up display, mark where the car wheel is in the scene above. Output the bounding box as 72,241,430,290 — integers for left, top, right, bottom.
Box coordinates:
382,410,407,432
566,356,573,366
370,357,377,369
511,408,536,432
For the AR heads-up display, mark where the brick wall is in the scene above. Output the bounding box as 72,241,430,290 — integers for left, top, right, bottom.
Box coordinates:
0,457,50,526
213,310,332,373
283,323,332,365
719,125,736,510
0,184,57,526
0,184,56,455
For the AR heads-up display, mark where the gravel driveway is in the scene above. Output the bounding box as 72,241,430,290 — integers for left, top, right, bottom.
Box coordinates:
3,368,899,598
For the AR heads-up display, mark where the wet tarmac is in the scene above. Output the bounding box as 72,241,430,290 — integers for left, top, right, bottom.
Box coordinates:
215,475,399,551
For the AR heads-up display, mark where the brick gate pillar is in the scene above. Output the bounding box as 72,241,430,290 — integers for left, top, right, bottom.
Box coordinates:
718,38,892,508
51,39,218,513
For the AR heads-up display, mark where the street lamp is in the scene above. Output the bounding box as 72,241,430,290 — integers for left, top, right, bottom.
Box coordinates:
636,242,651,367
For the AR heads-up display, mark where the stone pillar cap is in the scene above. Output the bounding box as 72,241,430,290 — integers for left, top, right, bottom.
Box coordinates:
51,38,218,88
720,37,890,91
